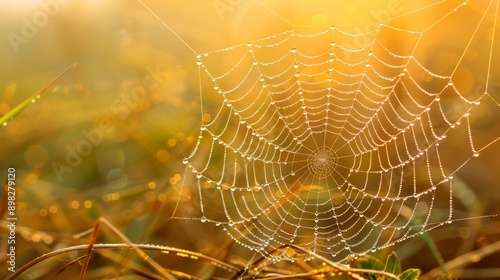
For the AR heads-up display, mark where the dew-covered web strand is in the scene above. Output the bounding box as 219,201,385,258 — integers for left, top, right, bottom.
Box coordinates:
138,0,500,263
135,0,215,222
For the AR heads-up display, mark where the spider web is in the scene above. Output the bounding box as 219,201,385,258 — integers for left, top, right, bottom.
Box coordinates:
178,0,500,262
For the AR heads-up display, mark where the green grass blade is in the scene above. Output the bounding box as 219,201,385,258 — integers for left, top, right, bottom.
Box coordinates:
385,252,402,275
0,63,77,126
399,268,421,280
419,231,450,279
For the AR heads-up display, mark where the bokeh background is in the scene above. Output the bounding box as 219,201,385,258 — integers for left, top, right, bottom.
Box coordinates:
0,0,499,279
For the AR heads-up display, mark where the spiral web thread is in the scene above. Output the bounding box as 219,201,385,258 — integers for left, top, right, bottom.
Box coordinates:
179,0,500,262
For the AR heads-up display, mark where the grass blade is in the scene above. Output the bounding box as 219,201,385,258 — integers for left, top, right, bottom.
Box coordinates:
0,63,77,126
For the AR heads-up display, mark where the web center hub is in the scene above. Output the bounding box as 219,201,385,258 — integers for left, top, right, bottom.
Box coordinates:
308,147,337,178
